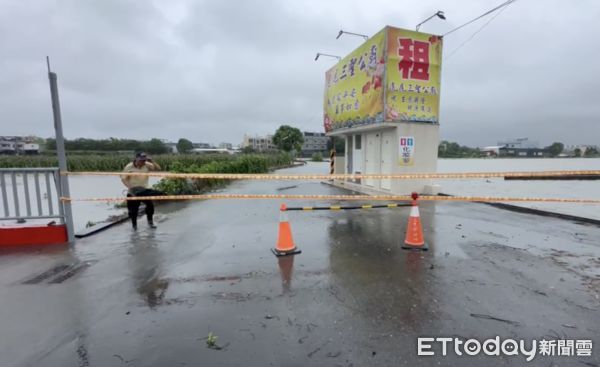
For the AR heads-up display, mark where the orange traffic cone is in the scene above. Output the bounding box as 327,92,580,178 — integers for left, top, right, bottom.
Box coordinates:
272,203,302,256
402,192,428,251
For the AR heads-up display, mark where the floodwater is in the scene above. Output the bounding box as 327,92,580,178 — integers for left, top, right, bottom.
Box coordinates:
67,176,161,230
0,162,598,366
55,157,600,226
438,158,600,220
1,158,599,229
0,174,160,231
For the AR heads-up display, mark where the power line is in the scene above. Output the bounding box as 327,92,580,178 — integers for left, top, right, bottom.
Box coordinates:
445,3,511,60
443,0,517,37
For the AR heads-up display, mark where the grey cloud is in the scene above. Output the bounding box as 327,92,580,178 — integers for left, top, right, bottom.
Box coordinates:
0,0,598,146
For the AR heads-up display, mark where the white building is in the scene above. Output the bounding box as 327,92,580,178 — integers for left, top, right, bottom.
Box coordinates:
193,142,212,149
480,146,504,157
0,138,16,154
323,26,443,195
301,132,328,157
497,138,539,149
241,134,276,152
328,124,439,194
192,148,235,155
0,136,39,154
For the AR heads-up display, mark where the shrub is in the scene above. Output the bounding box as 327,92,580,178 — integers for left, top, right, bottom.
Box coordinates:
311,152,323,162
153,153,293,195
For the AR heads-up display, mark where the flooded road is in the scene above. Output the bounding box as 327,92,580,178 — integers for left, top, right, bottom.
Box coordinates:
0,163,599,366
439,158,600,220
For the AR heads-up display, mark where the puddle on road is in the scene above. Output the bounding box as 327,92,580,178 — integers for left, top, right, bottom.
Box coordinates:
131,265,332,309
166,268,330,284
167,271,268,284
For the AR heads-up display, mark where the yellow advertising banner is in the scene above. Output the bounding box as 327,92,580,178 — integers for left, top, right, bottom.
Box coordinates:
385,27,443,123
323,26,443,132
323,29,386,133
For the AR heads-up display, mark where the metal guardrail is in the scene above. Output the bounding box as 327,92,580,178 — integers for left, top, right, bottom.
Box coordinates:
0,168,68,225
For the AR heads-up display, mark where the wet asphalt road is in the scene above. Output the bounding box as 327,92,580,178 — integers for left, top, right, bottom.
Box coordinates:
0,164,599,366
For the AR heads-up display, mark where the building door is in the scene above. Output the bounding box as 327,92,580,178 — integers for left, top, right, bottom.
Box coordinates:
380,130,393,190
365,132,380,187
351,135,363,183
345,135,353,176
353,135,362,173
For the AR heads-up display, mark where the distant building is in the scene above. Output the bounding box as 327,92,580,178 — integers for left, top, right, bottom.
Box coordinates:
241,134,276,152
192,148,235,155
301,131,328,157
480,146,504,157
497,137,538,149
0,138,16,154
162,141,178,153
499,147,547,158
193,142,212,149
482,138,545,158
218,142,233,150
564,144,599,156
0,136,39,155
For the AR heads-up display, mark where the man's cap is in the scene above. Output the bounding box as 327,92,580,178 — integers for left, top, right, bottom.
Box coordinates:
135,152,148,159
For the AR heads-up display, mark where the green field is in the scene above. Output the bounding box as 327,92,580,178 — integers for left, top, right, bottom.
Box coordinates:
0,153,294,195
0,153,292,172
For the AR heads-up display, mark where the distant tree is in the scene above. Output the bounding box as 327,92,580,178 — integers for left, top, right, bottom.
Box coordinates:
438,140,483,158
326,136,345,154
177,138,194,154
141,138,169,154
273,125,304,153
584,147,598,157
545,142,564,157
46,138,56,150
573,148,582,157
46,137,143,152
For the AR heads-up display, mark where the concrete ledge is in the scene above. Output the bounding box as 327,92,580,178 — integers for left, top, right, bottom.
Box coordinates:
423,184,442,195
323,179,391,196
322,181,600,226
437,193,600,227
324,179,438,197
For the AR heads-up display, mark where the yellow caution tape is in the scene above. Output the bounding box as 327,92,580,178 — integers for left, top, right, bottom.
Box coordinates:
62,170,600,180
60,194,600,204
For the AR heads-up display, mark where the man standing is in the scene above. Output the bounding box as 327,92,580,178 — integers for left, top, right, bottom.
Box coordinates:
121,152,162,229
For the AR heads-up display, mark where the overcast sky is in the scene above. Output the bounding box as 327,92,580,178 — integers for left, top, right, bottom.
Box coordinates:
1,0,598,147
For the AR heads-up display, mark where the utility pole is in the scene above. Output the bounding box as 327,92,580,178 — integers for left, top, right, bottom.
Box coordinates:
47,57,75,243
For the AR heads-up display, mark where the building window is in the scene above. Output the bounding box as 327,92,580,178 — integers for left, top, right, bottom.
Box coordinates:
355,135,361,149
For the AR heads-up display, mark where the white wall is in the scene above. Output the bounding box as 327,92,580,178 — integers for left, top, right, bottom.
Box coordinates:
334,156,345,175
390,123,439,194
334,123,439,194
